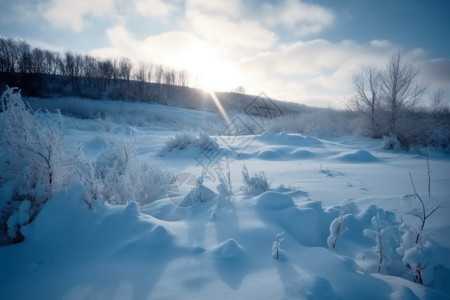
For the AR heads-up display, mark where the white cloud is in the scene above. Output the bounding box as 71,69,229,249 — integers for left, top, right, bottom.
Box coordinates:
187,11,277,57
134,0,177,19
44,0,116,32
262,0,334,36
186,0,243,18
239,39,409,107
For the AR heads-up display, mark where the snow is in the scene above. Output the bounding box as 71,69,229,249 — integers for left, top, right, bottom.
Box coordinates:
1,97,450,299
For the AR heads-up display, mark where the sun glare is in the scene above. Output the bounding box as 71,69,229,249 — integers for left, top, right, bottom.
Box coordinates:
174,41,242,93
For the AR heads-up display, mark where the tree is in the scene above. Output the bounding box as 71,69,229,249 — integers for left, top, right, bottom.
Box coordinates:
118,57,132,83
0,87,70,241
380,51,426,137
351,66,382,137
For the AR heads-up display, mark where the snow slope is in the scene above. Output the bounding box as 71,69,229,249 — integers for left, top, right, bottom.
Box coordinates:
1,101,450,300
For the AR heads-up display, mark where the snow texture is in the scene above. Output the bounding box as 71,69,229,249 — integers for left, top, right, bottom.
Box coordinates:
1,93,450,300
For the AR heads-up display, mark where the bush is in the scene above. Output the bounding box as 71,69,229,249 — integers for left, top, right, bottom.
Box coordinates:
428,125,450,153
241,164,270,196
0,87,71,243
160,131,218,154
77,137,171,206
382,135,402,150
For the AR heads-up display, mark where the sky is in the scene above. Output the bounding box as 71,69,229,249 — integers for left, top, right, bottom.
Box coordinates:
1,0,449,108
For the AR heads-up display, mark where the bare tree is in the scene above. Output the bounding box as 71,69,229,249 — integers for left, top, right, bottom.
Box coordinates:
380,51,426,136
0,38,19,72
17,40,32,74
351,66,382,137
177,70,189,87
118,57,132,82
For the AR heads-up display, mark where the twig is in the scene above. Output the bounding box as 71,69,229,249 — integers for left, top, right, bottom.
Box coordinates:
408,172,439,244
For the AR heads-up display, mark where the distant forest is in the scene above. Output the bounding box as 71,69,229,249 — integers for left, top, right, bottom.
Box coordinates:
0,37,309,116
0,37,197,102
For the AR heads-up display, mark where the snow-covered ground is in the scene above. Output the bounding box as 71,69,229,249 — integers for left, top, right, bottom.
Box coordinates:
1,99,449,300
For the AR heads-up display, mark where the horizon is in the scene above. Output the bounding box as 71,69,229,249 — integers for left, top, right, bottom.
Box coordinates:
1,0,449,108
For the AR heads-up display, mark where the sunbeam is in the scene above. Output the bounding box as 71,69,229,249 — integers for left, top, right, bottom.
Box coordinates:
209,91,231,126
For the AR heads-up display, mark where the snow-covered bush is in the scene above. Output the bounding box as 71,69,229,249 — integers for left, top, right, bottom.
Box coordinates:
396,172,439,284
241,164,270,196
363,211,389,272
428,125,450,153
77,137,171,206
397,221,435,285
401,241,435,285
382,134,401,150
160,131,218,154
327,208,346,249
0,87,71,243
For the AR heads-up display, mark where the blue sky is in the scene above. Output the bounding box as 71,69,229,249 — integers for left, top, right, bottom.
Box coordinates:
1,0,449,107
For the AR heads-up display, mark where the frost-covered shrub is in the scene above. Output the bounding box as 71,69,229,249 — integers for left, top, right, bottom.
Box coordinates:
428,125,450,153
401,242,435,285
395,173,439,285
77,137,171,206
382,134,401,150
241,164,270,196
397,222,435,285
160,131,218,154
327,208,346,249
0,87,71,243
363,208,401,274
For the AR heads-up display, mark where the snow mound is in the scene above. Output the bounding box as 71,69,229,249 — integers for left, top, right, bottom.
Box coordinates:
298,276,339,300
255,191,295,210
333,149,380,163
279,202,334,246
255,147,315,160
258,132,322,147
213,239,245,259
257,149,282,160
291,149,314,159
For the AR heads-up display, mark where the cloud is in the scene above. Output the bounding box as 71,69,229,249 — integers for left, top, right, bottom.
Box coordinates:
187,11,277,57
239,39,406,107
185,0,243,17
262,0,334,36
134,0,178,19
420,59,450,100
44,0,116,32
90,26,217,70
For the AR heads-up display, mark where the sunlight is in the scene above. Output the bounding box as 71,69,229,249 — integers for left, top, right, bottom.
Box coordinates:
173,40,242,93
170,40,242,125
209,91,231,126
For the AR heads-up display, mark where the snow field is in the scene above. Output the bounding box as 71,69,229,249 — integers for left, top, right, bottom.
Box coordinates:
1,99,450,299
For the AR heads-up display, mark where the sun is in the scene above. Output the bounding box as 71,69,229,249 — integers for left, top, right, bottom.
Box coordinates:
173,41,243,93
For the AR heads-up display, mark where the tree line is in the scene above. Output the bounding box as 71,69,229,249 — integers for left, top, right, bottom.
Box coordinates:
0,37,191,102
